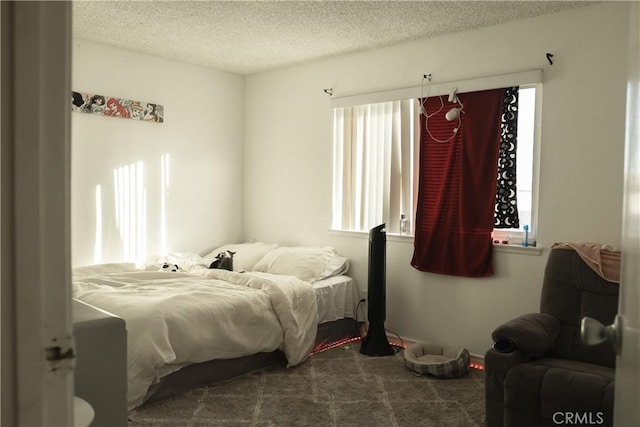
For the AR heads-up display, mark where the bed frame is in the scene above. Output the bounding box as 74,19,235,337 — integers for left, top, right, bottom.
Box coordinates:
75,298,361,424
74,299,128,427
142,317,361,405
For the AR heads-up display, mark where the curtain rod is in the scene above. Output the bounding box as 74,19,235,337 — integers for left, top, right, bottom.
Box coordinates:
329,69,543,109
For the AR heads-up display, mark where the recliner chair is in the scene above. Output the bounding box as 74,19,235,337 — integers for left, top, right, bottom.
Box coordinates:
485,246,619,427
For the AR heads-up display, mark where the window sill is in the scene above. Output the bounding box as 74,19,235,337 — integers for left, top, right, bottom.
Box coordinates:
328,229,413,242
329,229,543,256
493,244,542,256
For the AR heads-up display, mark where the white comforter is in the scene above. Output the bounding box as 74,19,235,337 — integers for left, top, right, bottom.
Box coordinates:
72,263,318,409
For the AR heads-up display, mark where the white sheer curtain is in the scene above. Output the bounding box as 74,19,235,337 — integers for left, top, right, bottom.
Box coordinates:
332,99,418,233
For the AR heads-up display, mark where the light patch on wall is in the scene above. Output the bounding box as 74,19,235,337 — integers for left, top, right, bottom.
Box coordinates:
113,161,148,265
160,153,171,256
94,184,102,264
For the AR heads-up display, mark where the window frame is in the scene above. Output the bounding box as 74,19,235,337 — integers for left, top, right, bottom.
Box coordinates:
493,83,542,247
329,71,543,245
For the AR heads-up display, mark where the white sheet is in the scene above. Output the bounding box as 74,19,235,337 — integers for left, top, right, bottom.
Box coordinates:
155,274,361,381
72,264,318,410
313,275,361,323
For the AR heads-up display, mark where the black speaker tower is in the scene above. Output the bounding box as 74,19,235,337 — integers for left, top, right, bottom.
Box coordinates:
360,223,395,356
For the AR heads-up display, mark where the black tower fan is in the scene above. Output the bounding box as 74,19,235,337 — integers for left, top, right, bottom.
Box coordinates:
360,223,395,356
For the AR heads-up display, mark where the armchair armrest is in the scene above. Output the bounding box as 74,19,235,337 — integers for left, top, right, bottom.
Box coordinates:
484,348,526,427
491,313,561,359
485,314,560,427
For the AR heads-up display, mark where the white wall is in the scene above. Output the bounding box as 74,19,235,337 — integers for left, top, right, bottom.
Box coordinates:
244,3,630,356
72,40,245,267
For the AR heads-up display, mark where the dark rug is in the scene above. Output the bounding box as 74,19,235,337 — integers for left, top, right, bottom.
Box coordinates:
128,341,486,426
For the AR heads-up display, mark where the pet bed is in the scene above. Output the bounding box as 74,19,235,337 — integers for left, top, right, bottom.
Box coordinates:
403,342,470,379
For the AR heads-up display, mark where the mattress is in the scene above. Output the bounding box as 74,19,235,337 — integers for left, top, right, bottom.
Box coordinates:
155,274,360,380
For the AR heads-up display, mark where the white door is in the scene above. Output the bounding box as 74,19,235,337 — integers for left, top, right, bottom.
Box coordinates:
615,2,640,426
1,2,74,426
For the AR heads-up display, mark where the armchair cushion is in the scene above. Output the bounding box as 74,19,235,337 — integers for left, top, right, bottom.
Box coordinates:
504,358,614,426
492,313,561,359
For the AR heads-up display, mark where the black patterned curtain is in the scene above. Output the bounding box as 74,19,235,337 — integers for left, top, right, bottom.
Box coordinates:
494,87,519,229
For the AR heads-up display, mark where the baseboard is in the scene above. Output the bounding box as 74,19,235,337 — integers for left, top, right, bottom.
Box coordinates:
469,352,485,370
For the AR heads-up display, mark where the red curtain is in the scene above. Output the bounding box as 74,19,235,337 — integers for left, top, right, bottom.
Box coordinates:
411,89,504,277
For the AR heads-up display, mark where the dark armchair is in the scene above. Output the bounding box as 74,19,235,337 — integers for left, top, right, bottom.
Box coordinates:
485,246,619,427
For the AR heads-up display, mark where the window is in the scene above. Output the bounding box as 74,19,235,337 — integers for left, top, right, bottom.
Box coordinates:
331,85,540,243
332,99,418,234
493,86,538,245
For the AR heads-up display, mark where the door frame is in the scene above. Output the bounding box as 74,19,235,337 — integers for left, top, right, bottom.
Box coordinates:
614,1,640,426
1,2,74,425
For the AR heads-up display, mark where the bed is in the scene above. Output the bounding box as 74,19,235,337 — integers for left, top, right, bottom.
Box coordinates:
72,243,360,410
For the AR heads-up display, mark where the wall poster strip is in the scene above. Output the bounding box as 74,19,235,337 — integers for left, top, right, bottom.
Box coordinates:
71,91,164,123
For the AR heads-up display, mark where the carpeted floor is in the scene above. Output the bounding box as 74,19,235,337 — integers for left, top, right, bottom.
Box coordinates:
128,341,486,426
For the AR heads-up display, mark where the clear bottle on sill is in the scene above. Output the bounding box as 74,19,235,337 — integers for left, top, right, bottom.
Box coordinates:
399,214,408,235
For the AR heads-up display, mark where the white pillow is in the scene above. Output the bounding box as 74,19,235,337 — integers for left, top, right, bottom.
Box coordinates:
202,242,278,272
159,252,203,265
317,255,349,281
253,246,345,283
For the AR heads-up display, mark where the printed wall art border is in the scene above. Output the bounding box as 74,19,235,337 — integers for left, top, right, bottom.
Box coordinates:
71,91,164,123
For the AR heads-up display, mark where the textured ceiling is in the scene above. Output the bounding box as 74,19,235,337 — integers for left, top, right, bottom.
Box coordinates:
72,1,594,75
